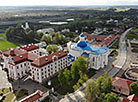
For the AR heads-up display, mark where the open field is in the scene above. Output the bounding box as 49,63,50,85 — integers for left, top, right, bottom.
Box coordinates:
115,8,130,12
0,39,19,51
132,29,138,33
0,33,6,38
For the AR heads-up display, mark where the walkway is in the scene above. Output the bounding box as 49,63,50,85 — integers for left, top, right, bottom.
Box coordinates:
0,66,12,89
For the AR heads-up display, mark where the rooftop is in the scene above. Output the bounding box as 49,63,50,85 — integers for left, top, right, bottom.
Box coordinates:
20,90,48,102
123,94,138,102
83,32,117,47
112,77,134,93
31,51,67,68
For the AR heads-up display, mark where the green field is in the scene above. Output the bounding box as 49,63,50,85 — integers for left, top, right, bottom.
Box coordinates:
127,33,138,40
0,39,19,51
115,8,130,12
0,33,6,38
132,29,138,33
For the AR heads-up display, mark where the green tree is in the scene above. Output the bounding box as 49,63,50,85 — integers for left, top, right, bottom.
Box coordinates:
63,68,71,84
96,73,112,94
41,35,47,42
58,69,67,86
46,45,58,54
104,93,119,102
85,80,99,102
5,26,14,39
46,34,52,44
71,61,79,81
130,82,138,97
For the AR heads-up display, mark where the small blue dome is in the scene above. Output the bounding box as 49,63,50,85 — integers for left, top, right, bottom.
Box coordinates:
81,52,89,57
77,41,87,48
80,33,85,37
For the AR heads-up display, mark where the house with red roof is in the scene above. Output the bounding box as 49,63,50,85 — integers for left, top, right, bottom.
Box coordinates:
83,32,118,47
123,94,138,102
19,90,49,102
112,77,134,96
0,44,70,83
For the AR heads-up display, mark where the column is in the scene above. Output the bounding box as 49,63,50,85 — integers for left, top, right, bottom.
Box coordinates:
13,66,17,79
39,69,42,83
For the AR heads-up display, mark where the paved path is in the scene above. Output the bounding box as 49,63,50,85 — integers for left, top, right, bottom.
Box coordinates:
0,66,12,89
11,89,20,102
0,37,7,41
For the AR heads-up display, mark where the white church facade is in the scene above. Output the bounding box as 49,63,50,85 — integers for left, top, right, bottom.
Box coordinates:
67,33,111,70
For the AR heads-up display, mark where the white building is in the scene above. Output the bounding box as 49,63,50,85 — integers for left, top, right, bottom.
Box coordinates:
67,33,110,70
21,22,30,30
1,44,69,83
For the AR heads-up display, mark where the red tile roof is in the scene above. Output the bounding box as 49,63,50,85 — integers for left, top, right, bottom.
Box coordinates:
128,94,138,102
83,32,117,46
8,52,39,65
20,44,39,51
123,98,130,102
20,90,48,102
112,77,134,94
2,48,27,57
123,94,138,102
32,51,67,68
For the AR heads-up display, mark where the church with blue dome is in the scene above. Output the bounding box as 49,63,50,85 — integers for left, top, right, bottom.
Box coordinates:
67,33,110,70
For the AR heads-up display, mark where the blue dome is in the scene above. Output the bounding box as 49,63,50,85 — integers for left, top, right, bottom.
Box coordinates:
77,41,87,48
81,52,89,57
80,33,85,37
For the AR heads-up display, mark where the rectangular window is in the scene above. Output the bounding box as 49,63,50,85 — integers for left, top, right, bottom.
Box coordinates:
24,63,26,66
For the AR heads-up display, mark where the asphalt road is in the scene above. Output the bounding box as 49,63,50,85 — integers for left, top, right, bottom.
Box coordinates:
113,28,132,68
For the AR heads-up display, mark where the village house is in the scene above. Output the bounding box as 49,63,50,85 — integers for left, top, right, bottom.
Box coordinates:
112,77,134,96
19,90,49,102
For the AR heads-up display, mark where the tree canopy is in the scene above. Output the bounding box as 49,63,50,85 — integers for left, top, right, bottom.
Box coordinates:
46,45,59,54
130,82,138,97
104,93,119,102
85,80,99,102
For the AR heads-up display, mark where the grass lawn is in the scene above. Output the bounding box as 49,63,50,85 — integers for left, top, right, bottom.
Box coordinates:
3,92,15,102
127,33,138,40
115,8,130,12
132,29,138,33
16,89,28,99
0,39,19,51
0,33,6,38
0,88,12,95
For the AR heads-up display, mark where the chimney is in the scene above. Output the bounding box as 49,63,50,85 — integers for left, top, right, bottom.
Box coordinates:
45,58,48,61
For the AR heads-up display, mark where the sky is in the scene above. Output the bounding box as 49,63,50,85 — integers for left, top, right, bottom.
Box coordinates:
0,0,138,6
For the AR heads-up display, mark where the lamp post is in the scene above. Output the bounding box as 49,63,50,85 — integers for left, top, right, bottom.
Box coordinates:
48,80,54,94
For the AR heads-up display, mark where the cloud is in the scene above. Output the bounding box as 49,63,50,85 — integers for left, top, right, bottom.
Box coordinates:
0,0,138,6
